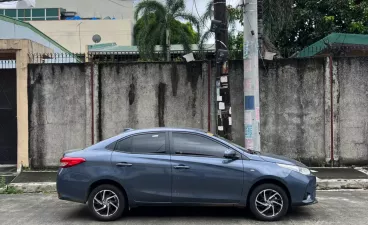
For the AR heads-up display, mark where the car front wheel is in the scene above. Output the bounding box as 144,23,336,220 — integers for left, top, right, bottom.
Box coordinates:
249,183,289,221
87,184,125,221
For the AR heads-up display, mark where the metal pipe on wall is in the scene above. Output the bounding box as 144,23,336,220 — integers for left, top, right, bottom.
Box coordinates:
90,63,95,144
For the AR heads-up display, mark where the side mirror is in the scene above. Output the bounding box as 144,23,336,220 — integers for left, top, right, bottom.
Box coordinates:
224,149,238,159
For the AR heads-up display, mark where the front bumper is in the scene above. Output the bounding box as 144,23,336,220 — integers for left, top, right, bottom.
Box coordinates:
288,171,317,206
302,194,318,205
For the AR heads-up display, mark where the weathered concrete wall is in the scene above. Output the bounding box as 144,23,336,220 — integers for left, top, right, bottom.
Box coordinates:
337,57,368,165
28,62,212,168
98,62,210,140
28,58,368,167
230,59,326,166
28,64,91,168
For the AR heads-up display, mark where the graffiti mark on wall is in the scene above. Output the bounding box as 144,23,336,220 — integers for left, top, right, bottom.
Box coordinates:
243,41,250,59
256,107,260,122
245,138,254,149
245,125,253,138
244,79,252,92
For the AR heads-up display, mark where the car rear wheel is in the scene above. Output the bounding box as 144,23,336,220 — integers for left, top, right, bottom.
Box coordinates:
87,184,126,221
249,183,289,221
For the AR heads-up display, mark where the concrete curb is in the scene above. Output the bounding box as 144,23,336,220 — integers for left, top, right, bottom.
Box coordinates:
4,179,368,194
8,182,56,193
317,179,368,190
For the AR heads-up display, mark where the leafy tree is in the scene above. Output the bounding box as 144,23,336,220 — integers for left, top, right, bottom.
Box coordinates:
199,1,293,57
134,0,200,61
277,0,368,55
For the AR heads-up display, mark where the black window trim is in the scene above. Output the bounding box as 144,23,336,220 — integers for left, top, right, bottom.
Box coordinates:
112,131,169,155
169,131,243,159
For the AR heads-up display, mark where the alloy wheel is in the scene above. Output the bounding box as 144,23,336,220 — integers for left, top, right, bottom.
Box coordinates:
255,189,283,218
93,190,120,217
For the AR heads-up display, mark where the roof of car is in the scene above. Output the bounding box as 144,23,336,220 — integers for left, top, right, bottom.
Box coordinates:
87,127,211,150
123,127,208,134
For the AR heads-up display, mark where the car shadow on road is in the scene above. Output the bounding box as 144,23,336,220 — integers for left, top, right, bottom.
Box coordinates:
65,205,315,222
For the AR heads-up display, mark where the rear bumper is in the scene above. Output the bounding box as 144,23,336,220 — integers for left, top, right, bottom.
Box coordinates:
57,168,90,203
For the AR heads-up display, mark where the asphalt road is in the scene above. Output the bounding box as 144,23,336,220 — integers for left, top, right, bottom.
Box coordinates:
0,190,367,225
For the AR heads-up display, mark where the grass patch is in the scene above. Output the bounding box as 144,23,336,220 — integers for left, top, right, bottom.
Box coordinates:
0,177,5,188
0,178,23,194
3,186,23,194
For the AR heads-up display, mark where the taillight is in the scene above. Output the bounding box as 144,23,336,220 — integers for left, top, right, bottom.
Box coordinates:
60,157,86,168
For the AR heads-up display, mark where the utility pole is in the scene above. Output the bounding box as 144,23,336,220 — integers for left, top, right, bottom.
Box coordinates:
243,0,260,151
214,0,232,140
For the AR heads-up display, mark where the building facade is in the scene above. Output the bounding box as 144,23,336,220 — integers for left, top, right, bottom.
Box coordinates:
35,0,134,19
29,19,133,53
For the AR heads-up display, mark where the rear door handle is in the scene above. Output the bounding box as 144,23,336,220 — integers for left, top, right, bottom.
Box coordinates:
174,165,190,170
116,162,133,167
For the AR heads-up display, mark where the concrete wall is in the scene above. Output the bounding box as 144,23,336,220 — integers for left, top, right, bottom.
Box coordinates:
98,63,209,140
28,64,91,168
29,20,133,53
337,57,368,165
28,57,368,167
28,62,212,168
230,59,326,166
36,0,134,19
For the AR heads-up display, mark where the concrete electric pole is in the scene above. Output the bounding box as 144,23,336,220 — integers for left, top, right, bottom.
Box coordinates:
213,0,232,140
243,0,261,151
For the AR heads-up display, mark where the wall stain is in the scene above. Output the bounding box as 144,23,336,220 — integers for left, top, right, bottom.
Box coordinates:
296,61,306,157
51,65,55,77
127,72,138,128
60,64,65,74
186,62,202,117
171,64,179,96
128,83,136,105
157,82,167,127
28,66,46,168
115,64,120,75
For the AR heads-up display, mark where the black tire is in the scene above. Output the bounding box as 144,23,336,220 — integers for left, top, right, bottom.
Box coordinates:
87,184,126,221
249,183,289,221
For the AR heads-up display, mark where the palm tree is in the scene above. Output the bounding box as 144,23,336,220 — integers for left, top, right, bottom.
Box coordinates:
198,2,238,58
135,0,200,61
199,0,294,56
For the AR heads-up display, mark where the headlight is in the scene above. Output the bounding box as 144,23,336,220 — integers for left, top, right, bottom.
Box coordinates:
277,163,311,175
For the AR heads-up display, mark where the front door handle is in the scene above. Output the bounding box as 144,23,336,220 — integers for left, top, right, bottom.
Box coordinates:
116,162,133,167
174,165,190,170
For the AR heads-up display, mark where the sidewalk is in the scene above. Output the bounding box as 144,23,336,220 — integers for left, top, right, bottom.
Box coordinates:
311,167,368,190
3,167,368,193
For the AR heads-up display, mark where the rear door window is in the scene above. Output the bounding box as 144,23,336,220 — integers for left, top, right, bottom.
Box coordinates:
115,137,132,153
131,133,166,154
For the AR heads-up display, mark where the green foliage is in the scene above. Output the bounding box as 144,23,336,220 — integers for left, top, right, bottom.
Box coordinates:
0,178,23,194
276,0,368,55
134,15,199,46
134,0,200,60
201,0,368,57
0,177,5,188
3,186,23,194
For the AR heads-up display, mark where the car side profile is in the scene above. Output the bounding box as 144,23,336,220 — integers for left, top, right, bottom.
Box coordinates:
57,128,317,221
